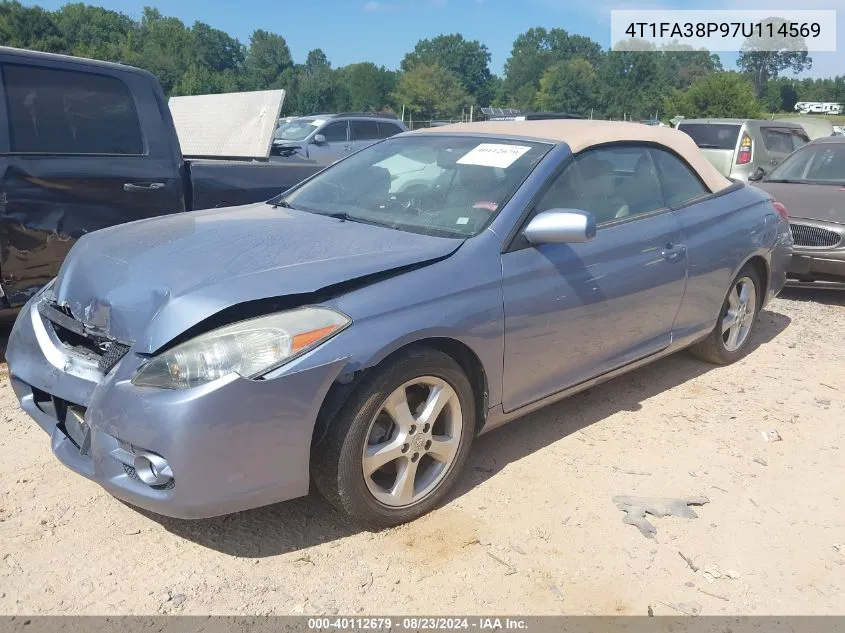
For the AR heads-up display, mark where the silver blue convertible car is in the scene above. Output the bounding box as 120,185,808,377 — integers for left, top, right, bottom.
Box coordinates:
6,120,794,528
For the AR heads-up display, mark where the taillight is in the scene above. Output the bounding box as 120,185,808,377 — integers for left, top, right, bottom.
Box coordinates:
772,201,789,221
736,133,752,165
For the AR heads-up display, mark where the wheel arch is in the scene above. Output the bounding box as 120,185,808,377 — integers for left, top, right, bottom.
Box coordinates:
737,253,770,305
311,336,490,448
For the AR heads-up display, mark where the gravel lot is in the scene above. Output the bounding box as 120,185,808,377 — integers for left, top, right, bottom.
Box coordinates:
1,288,843,616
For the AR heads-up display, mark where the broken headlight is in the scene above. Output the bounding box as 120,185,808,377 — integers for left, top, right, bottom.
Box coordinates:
132,307,350,389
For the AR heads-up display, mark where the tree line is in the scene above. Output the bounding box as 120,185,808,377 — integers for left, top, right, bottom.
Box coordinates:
2,0,844,122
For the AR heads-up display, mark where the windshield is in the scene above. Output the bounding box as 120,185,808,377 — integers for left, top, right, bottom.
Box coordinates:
274,135,551,238
274,118,325,141
765,143,845,185
677,123,741,150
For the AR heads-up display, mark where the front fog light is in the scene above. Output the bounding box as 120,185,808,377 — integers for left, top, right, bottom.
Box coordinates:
133,452,173,487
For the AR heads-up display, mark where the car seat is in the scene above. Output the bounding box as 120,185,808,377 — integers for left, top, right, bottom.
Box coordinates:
619,155,663,216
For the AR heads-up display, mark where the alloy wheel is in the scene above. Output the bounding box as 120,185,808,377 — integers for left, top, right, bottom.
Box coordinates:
362,376,463,508
721,276,757,352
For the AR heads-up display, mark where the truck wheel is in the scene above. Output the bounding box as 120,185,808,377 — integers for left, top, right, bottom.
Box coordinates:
312,346,475,529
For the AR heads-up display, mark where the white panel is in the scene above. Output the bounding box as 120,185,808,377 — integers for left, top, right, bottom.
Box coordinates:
168,89,286,159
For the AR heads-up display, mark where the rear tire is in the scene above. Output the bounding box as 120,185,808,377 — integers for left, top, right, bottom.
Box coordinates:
689,265,762,365
312,346,475,529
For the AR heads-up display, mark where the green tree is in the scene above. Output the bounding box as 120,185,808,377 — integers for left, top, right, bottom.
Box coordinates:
52,3,132,60
400,33,491,100
245,29,293,90
737,18,812,98
0,0,67,53
503,27,603,108
338,62,397,111
120,8,194,95
191,21,245,74
536,58,598,115
663,72,762,119
659,44,722,90
600,41,664,119
303,48,330,75
761,78,799,113
392,63,470,120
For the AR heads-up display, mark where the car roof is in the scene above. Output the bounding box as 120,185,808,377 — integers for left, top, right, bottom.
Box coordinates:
0,45,153,79
679,118,804,129
408,119,733,192
300,113,399,121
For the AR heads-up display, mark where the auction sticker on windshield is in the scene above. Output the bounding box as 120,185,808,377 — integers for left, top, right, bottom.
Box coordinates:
457,143,531,168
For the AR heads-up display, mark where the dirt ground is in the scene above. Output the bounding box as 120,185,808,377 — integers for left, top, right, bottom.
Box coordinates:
0,287,843,616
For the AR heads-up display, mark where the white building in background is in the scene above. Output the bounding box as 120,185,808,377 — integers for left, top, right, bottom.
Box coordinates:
794,101,844,115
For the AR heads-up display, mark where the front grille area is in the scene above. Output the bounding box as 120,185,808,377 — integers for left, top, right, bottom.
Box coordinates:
790,223,842,248
39,301,131,374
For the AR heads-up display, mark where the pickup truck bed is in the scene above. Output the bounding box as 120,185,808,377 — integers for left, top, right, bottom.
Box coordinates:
0,46,322,310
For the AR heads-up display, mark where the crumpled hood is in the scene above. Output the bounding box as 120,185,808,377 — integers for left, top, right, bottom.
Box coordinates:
754,182,845,224
52,203,461,353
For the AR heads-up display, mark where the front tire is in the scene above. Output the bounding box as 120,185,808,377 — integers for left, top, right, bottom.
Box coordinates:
689,265,762,365
312,346,475,529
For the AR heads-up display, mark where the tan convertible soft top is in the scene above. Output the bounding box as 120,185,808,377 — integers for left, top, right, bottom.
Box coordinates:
411,120,733,193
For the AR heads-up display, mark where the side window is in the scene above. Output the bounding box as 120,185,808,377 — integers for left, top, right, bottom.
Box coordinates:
534,145,665,225
791,130,810,151
763,128,793,154
320,121,348,143
378,122,403,139
650,148,709,207
3,63,143,155
350,120,380,141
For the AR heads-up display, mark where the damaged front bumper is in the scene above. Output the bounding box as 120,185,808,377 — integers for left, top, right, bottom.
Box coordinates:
6,293,348,519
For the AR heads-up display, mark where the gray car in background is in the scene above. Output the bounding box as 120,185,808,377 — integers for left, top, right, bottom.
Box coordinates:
272,112,407,165
677,118,810,182
6,120,792,528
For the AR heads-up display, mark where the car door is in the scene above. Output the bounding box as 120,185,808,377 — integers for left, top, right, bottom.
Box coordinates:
308,120,350,165
650,146,749,340
0,60,184,307
500,144,687,412
349,119,381,153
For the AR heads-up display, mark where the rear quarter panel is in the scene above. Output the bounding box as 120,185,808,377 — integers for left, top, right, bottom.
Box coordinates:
672,183,780,343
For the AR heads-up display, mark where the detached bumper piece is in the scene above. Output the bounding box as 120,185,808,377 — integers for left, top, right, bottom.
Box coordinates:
37,301,131,373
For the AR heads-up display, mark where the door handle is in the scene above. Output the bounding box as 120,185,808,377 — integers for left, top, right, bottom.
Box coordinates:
123,182,165,192
661,243,686,262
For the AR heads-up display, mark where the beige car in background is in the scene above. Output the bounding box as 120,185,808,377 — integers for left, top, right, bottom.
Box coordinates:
676,118,810,182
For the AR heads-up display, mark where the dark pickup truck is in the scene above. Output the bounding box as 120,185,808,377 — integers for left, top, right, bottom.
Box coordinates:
0,46,323,311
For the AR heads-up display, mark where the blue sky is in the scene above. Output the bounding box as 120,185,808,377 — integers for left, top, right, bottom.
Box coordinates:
30,0,845,78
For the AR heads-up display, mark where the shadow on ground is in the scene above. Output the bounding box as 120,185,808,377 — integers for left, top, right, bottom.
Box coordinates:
141,307,790,557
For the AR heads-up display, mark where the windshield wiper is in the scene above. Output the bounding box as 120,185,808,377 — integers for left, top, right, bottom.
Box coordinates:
323,212,396,229
763,178,805,184
696,143,729,149
269,198,296,209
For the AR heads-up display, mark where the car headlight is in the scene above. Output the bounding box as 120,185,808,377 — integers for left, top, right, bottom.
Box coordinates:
132,307,350,390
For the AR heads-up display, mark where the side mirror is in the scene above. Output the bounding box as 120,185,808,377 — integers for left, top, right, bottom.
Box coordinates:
748,166,766,182
524,209,597,245
313,134,327,145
